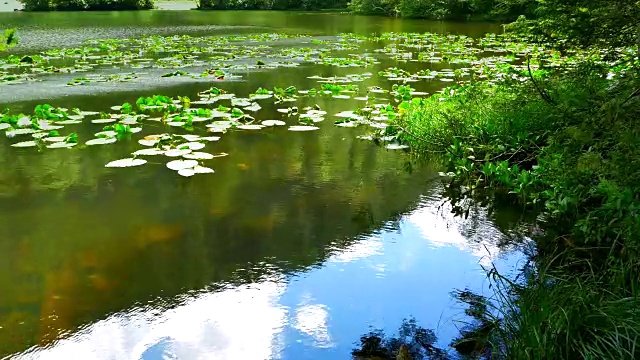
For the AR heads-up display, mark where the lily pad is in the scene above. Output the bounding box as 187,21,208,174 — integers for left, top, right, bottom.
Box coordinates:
92,119,117,124
56,120,83,125
133,148,166,156
288,125,319,131
167,159,199,171
105,158,147,168
178,168,196,177
236,124,264,130
6,128,37,137
183,152,215,160
47,142,77,149
261,120,286,126
43,136,67,142
11,140,38,147
96,131,118,138
86,137,117,145
231,98,252,107
336,122,358,128
385,144,410,150
139,139,159,147
181,142,206,150
193,166,214,174
176,134,201,142
165,149,192,157
250,94,272,100
243,103,262,112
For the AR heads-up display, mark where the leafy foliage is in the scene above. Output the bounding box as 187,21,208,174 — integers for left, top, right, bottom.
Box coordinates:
507,0,640,54
19,0,154,11
197,0,348,10
348,0,536,20
395,60,640,357
0,29,18,52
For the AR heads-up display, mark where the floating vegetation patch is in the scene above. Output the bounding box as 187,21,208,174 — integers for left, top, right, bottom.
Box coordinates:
0,30,604,176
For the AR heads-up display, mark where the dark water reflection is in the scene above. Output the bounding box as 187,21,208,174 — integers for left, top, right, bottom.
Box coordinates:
1,11,501,51
0,11,521,359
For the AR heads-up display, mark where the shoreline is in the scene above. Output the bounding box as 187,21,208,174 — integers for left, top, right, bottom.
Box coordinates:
0,0,198,11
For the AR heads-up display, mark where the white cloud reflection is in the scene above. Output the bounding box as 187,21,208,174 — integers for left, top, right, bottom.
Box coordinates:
11,198,509,360
407,200,502,266
15,281,288,360
293,303,332,348
328,236,383,264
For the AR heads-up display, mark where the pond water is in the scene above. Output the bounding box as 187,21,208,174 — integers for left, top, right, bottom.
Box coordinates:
0,11,524,359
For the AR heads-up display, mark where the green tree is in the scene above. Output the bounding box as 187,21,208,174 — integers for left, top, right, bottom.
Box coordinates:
509,0,640,55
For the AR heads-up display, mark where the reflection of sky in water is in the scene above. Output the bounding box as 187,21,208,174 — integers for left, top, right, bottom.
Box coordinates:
14,197,524,360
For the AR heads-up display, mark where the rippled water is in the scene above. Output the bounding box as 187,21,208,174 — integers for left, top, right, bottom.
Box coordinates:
0,11,521,359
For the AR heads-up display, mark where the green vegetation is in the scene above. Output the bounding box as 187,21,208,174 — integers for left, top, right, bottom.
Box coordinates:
386,1,640,358
349,0,535,20
196,0,348,10
18,0,154,11
3,2,639,355
0,29,18,52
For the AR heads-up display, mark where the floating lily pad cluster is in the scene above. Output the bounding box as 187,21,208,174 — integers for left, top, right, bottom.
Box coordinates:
1,30,603,88
1,30,607,177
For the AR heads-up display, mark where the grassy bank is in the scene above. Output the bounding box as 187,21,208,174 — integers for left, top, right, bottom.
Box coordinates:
392,59,640,358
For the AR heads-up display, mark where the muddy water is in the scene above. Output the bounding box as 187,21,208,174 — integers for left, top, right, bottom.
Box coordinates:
0,11,521,359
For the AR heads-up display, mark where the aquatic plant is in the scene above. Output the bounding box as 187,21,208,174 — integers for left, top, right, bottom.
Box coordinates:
0,29,18,52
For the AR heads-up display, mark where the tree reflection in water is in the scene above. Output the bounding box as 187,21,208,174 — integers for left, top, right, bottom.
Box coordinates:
352,289,499,360
351,318,450,360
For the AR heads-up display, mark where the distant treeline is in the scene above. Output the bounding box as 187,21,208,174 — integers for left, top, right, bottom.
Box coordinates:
196,0,349,10
197,0,535,21
349,0,536,21
19,0,153,11
18,0,535,22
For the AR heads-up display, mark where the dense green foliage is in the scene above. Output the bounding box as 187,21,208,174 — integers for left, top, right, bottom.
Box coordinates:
396,58,640,360
388,0,640,357
349,0,535,20
18,0,153,11
508,0,640,52
197,0,348,10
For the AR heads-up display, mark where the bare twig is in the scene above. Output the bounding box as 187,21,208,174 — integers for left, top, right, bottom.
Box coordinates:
394,123,446,153
620,86,640,108
527,55,556,105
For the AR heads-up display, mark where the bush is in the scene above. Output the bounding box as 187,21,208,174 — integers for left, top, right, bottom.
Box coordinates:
19,0,154,11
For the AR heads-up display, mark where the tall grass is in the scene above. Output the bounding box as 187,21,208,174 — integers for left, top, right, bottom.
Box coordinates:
452,258,640,360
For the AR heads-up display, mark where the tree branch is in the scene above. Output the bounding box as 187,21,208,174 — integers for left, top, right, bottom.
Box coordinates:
527,55,556,105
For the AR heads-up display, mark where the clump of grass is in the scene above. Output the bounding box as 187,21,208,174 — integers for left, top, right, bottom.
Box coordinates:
453,258,640,360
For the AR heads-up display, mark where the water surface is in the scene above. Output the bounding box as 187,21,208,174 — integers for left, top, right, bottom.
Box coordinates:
0,11,521,359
